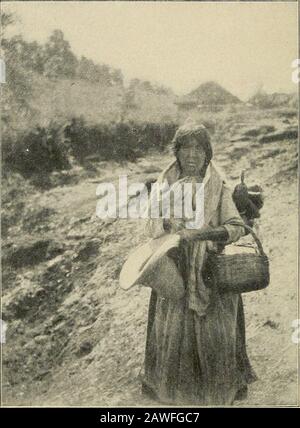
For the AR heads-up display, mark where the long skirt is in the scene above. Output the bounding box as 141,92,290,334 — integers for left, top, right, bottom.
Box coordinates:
141,286,257,406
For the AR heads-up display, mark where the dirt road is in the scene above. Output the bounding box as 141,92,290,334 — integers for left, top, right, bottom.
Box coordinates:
2,110,298,406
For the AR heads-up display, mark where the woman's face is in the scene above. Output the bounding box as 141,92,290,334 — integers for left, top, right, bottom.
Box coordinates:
177,137,206,176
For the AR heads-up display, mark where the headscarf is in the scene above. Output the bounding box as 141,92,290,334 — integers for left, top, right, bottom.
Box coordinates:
172,123,213,175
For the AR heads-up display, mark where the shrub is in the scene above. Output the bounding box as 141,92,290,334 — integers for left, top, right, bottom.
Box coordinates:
2,119,178,182
2,122,70,178
65,118,178,164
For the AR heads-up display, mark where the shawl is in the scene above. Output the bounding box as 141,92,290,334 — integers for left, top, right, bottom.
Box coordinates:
146,159,226,317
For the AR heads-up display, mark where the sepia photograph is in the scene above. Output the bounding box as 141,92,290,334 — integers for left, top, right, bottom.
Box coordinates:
0,1,299,409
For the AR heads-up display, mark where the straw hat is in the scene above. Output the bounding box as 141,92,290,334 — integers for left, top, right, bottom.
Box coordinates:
119,234,185,300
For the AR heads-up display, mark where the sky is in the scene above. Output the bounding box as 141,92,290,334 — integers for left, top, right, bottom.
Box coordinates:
2,1,298,100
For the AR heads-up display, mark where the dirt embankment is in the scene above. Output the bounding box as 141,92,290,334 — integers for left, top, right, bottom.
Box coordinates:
1,108,298,406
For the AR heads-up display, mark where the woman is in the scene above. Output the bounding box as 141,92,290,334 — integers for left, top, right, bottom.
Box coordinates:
141,123,256,405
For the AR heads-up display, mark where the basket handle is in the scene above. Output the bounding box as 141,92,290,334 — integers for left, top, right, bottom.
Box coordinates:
224,220,266,256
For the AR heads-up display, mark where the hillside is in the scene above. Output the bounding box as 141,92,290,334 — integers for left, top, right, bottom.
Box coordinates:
30,75,178,125
2,106,298,406
1,24,178,135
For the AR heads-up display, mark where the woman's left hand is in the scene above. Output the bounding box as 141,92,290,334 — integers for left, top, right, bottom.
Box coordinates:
178,225,211,242
178,225,230,243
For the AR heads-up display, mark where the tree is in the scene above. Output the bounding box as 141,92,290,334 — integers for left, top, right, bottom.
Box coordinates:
128,78,141,91
76,57,122,86
19,40,45,74
1,13,34,134
43,30,78,79
97,64,111,86
76,56,98,81
141,80,153,92
110,69,123,86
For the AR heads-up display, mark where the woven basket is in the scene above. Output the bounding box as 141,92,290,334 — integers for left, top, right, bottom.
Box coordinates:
204,221,270,294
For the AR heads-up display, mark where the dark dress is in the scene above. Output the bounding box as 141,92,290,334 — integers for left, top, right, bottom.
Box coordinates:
141,248,257,405
141,163,257,405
